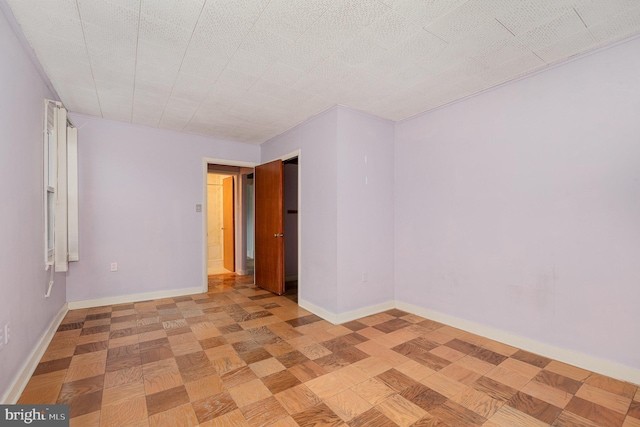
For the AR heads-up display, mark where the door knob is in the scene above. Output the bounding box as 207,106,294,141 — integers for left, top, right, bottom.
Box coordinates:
274,233,283,238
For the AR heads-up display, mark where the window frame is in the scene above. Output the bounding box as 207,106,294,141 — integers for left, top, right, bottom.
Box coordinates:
44,100,57,267
44,99,78,271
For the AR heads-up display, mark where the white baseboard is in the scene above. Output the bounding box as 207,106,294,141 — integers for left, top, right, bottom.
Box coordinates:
67,286,203,310
299,298,395,325
396,301,640,386
2,303,69,404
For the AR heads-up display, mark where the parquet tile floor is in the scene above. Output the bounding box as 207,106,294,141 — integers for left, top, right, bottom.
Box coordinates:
18,274,640,426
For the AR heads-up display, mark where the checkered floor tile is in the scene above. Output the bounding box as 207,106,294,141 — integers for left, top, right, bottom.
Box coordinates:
18,274,640,426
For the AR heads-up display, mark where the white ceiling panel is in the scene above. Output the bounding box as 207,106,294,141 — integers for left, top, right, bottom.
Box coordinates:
134,90,171,107
65,100,102,117
81,21,137,59
363,52,409,79
76,0,139,30
454,75,492,93
191,5,254,50
336,70,380,98
483,0,578,35
261,62,307,86
132,112,163,128
255,0,334,41
516,10,587,51
392,0,467,27
206,0,270,22
535,29,599,64
335,35,388,67
100,0,140,11
88,49,136,85
7,0,640,144
183,121,227,136
46,64,94,89
8,0,79,19
223,49,274,78
292,75,341,99
395,30,448,68
479,52,547,87
361,101,395,119
171,72,215,102
136,39,185,68
228,102,265,119
450,19,515,55
435,58,489,87
574,0,639,28
139,14,193,52
8,2,83,43
214,68,260,94
52,83,99,106
307,59,356,82
24,31,90,67
140,0,204,30
98,91,133,109
135,75,173,99
239,26,294,62
363,11,421,49
180,48,230,80
386,62,433,89
95,80,134,99
326,0,390,29
471,37,532,68
426,1,498,43
588,5,640,44
300,0,389,54
135,61,180,88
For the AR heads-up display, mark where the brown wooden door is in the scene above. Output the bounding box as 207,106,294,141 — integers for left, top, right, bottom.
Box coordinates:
223,176,235,272
255,160,284,295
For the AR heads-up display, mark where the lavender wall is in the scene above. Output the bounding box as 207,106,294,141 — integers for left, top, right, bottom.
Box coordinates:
336,108,395,313
395,37,640,370
261,108,339,313
66,114,259,303
261,106,395,317
0,9,66,400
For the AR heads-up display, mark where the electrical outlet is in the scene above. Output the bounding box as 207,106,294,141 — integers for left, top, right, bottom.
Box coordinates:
5,323,10,345
362,272,368,282
110,262,118,272
196,204,202,212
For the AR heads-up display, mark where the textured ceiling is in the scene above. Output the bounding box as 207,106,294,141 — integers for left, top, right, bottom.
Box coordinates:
6,0,640,144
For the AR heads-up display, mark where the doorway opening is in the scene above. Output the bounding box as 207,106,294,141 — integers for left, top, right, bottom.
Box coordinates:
206,171,234,275
245,173,255,276
283,157,298,301
206,163,254,288
202,154,300,300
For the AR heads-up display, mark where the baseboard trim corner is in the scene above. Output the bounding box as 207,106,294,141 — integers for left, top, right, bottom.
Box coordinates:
299,298,395,325
2,302,69,404
395,300,640,385
67,286,204,310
